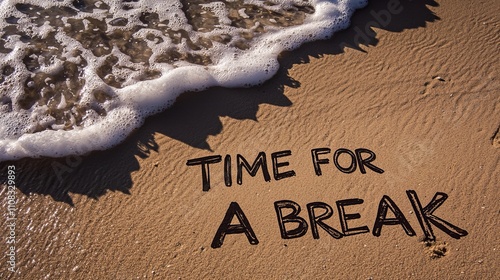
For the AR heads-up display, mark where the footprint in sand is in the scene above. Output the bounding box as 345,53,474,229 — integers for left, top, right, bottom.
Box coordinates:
421,238,449,259
420,76,447,95
492,126,500,148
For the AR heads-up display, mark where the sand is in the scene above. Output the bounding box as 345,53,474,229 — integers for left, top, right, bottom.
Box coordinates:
1,0,499,279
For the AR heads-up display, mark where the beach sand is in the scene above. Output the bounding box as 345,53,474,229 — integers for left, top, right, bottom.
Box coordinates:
1,0,499,278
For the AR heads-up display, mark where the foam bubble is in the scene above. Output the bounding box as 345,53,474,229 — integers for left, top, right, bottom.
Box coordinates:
0,0,367,161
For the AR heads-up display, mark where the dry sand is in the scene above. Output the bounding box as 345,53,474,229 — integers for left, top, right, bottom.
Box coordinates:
1,0,499,279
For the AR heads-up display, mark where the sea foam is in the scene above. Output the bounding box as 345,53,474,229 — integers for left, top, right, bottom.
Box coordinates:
0,0,367,161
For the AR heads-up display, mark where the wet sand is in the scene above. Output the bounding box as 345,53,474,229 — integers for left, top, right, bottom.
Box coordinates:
1,0,499,279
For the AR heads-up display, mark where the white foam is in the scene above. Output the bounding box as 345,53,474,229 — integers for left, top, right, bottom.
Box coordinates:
0,0,368,161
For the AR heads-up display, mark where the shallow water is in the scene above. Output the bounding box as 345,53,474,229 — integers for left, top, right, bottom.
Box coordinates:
0,0,367,161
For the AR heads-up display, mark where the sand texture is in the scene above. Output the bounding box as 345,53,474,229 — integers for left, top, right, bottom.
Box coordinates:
1,0,499,279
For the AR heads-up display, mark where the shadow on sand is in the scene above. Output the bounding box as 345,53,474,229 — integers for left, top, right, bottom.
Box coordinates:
0,0,439,205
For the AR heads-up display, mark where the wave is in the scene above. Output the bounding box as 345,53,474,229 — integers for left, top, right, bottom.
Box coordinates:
0,0,367,161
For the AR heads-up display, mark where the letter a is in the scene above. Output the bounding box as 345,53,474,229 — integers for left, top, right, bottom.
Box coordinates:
373,195,416,237
211,202,259,248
